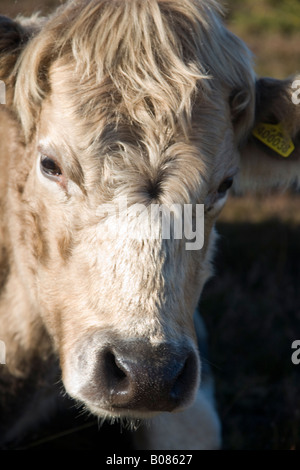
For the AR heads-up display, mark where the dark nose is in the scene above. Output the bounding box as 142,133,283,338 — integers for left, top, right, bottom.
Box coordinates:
90,340,199,413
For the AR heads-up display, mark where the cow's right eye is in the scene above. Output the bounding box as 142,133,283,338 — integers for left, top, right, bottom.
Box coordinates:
217,176,233,197
40,156,62,181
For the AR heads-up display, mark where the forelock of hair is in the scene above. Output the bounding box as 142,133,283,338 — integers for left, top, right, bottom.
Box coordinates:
13,0,255,142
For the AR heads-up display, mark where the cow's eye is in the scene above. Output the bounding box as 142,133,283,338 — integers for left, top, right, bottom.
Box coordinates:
40,156,62,181
217,177,233,196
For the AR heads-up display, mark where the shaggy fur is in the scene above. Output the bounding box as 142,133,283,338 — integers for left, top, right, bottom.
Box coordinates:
0,0,299,450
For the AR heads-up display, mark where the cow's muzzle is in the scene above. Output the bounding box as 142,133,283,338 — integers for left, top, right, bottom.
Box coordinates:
65,333,200,416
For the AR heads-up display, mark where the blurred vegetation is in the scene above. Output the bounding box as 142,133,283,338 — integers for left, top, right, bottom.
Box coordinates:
226,0,300,35
225,0,300,77
202,194,300,450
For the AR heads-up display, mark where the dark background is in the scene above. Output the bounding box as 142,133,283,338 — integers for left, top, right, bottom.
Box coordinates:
1,0,299,450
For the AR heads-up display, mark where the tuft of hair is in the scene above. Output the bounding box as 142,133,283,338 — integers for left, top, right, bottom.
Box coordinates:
13,0,255,142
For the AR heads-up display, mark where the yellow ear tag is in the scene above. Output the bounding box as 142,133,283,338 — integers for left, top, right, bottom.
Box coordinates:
252,122,295,158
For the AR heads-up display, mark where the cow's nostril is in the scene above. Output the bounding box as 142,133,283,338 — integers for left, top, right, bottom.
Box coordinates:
170,352,196,402
104,350,127,385
175,359,188,385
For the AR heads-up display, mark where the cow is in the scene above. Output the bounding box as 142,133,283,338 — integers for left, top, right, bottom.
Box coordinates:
0,0,299,450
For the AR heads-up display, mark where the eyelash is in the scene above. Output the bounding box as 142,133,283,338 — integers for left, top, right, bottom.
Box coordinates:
217,176,234,197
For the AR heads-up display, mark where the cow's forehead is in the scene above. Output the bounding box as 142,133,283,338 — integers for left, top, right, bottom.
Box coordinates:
39,62,237,202
39,85,237,206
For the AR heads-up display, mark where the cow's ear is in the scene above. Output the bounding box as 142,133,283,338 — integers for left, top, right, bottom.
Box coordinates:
0,15,44,106
236,76,300,192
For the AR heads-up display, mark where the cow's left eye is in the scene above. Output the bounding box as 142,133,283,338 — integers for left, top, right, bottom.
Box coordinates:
217,177,233,197
40,155,62,181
